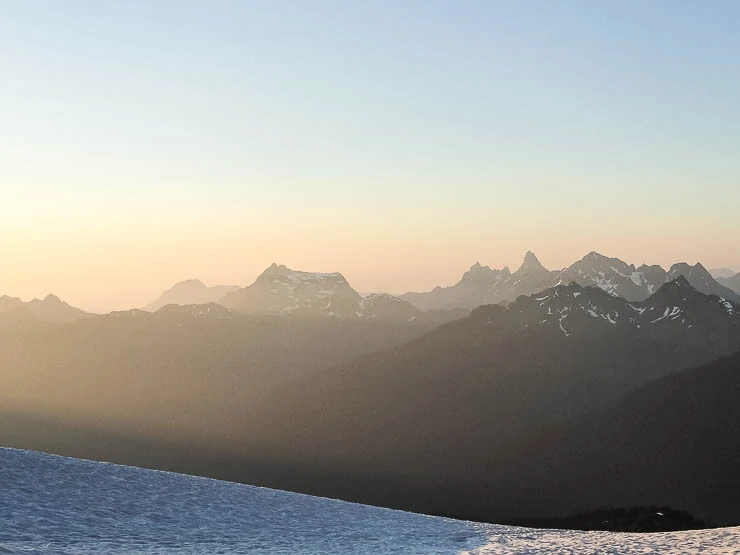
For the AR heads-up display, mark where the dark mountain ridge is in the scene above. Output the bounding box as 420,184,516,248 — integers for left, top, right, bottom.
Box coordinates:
482,349,740,526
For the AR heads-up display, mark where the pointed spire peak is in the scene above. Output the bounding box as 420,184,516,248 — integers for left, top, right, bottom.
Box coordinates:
515,251,548,274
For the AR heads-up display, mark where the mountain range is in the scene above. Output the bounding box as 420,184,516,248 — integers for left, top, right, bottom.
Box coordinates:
402,251,740,310
2,252,740,527
3,276,736,524
221,263,457,321
238,275,739,456
0,294,92,324
140,253,739,319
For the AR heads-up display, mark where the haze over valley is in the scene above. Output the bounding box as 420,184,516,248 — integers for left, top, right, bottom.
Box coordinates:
3,1,740,553
2,249,740,528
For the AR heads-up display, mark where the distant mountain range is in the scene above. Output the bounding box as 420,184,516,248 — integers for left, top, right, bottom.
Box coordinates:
710,268,737,280
220,263,455,322
143,254,739,319
144,280,239,312
0,294,92,323
3,252,740,527
145,266,432,321
402,251,740,310
718,272,740,295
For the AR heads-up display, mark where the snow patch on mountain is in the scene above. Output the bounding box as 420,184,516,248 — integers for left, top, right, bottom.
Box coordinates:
473,277,740,339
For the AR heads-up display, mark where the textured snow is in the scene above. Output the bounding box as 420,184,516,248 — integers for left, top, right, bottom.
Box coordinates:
364,293,405,303
1,448,738,555
719,298,735,315
282,270,346,284
630,271,644,286
594,272,618,295
651,306,682,323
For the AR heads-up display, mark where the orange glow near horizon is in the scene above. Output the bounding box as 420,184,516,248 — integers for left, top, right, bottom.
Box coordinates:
2,216,738,312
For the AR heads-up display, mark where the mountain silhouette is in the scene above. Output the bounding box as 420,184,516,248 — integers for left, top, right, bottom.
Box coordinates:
144,279,239,312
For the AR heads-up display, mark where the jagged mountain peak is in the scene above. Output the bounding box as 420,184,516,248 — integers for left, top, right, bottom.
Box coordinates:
460,262,503,284
666,262,740,302
514,251,549,275
406,251,740,311
471,276,740,339
463,261,493,275
669,261,711,280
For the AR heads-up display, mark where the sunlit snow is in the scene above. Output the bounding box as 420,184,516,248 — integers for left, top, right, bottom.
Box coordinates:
0,448,737,554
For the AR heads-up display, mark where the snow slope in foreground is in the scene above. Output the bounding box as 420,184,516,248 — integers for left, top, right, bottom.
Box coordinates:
0,448,737,554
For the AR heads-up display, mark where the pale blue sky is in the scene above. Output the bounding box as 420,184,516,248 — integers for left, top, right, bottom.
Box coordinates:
1,1,739,310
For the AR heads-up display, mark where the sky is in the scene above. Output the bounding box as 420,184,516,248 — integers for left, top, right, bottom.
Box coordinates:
2,0,739,312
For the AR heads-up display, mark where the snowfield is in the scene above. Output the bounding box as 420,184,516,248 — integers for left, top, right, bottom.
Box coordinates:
0,448,737,554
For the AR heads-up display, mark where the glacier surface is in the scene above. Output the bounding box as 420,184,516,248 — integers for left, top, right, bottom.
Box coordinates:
0,448,737,554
